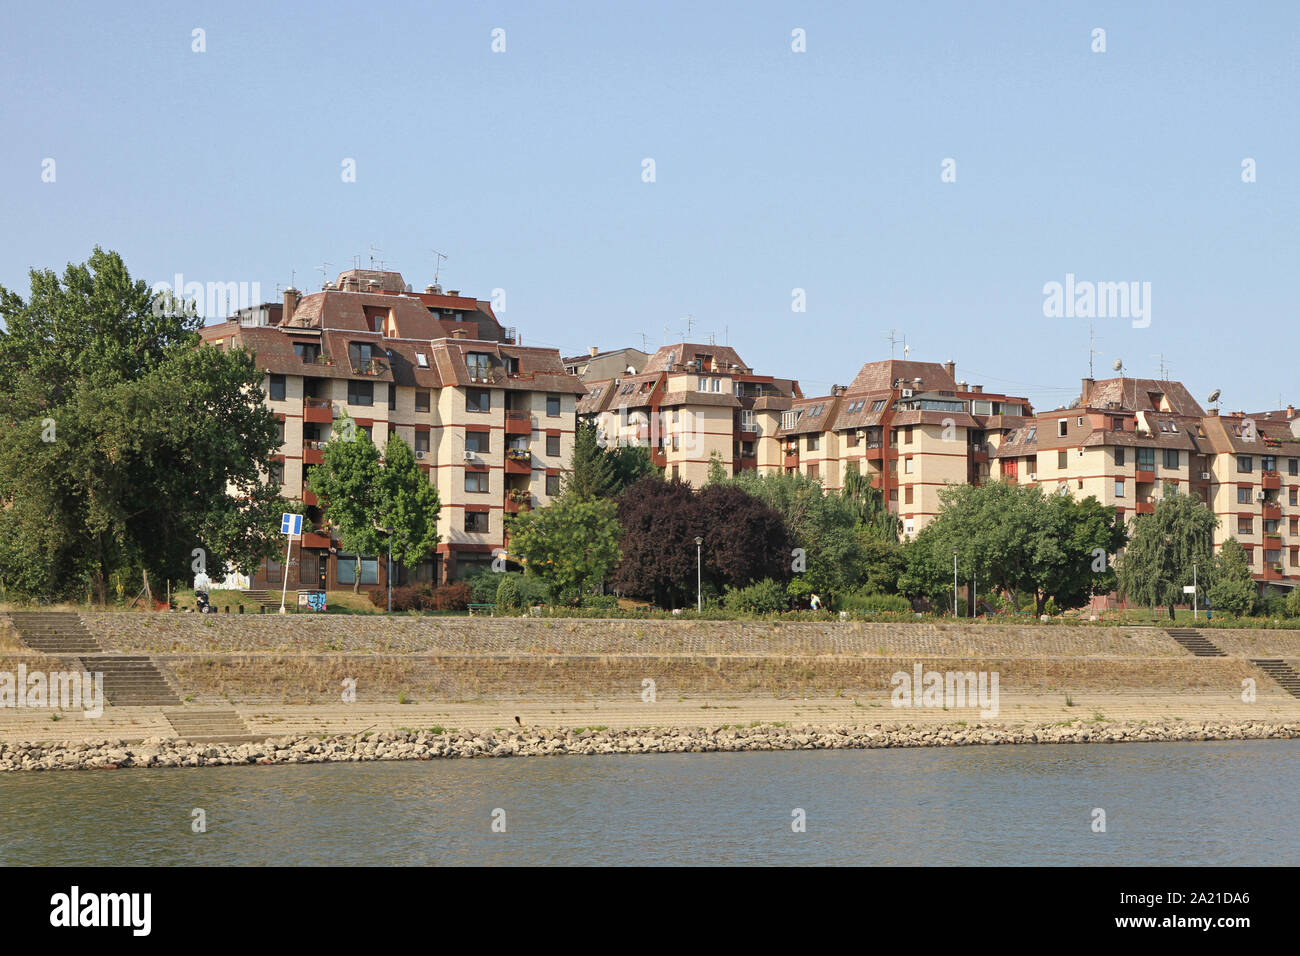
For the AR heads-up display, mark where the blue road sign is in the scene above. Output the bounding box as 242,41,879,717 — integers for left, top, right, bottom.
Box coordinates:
281,513,303,536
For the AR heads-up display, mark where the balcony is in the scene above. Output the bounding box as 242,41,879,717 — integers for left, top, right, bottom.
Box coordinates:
303,398,334,424
1262,471,1282,490
863,442,884,461
1262,502,1282,520
970,444,989,463
352,358,385,377
1136,469,1155,484
301,489,319,507
1264,564,1285,581
783,452,800,468
504,409,533,435
1135,501,1155,515
505,490,533,514
505,449,532,474
302,531,332,550
303,442,324,465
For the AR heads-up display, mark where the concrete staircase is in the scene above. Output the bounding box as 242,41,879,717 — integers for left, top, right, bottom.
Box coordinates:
241,589,285,612
165,709,250,738
6,612,103,654
1250,659,1300,698
1166,628,1225,657
78,656,182,707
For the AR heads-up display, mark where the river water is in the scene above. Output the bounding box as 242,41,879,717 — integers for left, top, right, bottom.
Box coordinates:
1,740,1295,865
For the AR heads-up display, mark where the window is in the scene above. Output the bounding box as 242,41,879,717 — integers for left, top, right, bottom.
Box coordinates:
1057,419,1068,438
1163,449,1180,469
416,353,428,368
905,485,914,505
415,390,430,412
871,400,887,412
1264,519,1279,533
465,511,489,533
1238,517,1253,535
546,434,560,457
348,381,373,406
807,463,819,479
348,342,378,368
671,434,680,451
1112,417,1124,431
1137,448,1155,470
1237,455,1253,473
546,474,560,496
1238,486,1252,504
1262,455,1277,473
467,389,490,413
465,431,489,453
276,420,285,445
1115,447,1125,466
846,431,859,448
904,457,914,474
1114,479,1125,498
740,410,755,430
546,394,561,417
807,435,819,452
1289,458,1299,476
269,374,286,401
466,352,491,378
269,461,284,485
464,471,489,493
1291,489,1298,506
904,426,913,445
414,432,429,455
293,342,320,363
337,556,379,586
266,558,281,584
1077,417,1084,427
1057,450,1068,469
671,465,679,480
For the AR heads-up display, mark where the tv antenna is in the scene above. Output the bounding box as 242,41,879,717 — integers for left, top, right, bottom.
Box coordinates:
368,243,382,268
884,329,906,360
431,250,447,284
1151,353,1170,380
1087,322,1101,379
315,262,331,289
683,315,695,337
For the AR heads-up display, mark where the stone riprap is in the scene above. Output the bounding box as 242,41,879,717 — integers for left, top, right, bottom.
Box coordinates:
3,720,1297,771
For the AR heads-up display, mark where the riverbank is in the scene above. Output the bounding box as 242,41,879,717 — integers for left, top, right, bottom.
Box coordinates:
4,718,1297,771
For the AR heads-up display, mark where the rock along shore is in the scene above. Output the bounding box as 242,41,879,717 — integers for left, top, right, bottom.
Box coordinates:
3,720,1298,771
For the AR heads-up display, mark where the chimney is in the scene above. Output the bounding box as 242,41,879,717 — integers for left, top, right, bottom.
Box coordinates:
1289,405,1296,420
283,286,300,325
589,346,599,357
448,290,460,297
1081,377,1095,405
943,359,955,380
450,329,466,339
971,384,983,394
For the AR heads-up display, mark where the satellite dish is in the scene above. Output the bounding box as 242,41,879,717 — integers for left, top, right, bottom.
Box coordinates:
1207,389,1221,404
1112,359,1123,372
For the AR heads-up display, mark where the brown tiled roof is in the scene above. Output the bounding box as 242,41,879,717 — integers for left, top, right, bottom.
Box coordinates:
847,360,956,394
778,396,840,436
1200,415,1300,456
1083,378,1206,417
430,341,586,394
752,395,794,412
643,342,750,374
890,410,979,428
831,392,891,431
658,391,740,409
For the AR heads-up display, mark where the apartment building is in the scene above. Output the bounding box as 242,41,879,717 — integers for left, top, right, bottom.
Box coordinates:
992,377,1300,590
198,269,584,589
576,343,801,486
775,360,1032,537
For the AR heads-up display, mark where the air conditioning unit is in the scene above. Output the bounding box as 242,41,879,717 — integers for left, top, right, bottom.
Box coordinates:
901,389,914,398
1256,490,1267,501
1028,472,1038,481
1200,471,1210,480
463,451,476,462
416,451,425,460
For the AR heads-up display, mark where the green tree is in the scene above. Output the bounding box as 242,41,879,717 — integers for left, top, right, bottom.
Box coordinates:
563,420,617,499
375,436,441,574
842,469,901,543
495,574,522,610
0,248,283,602
1116,483,1217,618
506,495,622,604
307,412,384,591
1207,537,1256,617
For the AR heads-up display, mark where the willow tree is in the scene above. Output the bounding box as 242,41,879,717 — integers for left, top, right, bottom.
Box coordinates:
1116,482,1217,618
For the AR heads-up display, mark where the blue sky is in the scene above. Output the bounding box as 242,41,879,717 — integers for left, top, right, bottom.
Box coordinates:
3,0,1296,412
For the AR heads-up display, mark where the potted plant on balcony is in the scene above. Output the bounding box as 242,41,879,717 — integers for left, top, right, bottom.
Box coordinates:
508,488,532,511
506,448,531,462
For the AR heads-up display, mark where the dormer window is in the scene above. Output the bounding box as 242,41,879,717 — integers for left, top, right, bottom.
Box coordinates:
416,353,428,368
466,352,491,378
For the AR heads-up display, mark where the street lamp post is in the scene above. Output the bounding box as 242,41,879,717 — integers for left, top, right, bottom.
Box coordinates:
1193,558,1198,621
953,547,959,618
695,536,703,614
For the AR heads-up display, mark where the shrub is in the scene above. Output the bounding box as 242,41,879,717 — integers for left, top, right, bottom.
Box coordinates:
841,590,911,613
496,575,522,610
433,582,472,611
722,578,786,614
367,585,421,611
465,567,503,604
580,594,619,610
